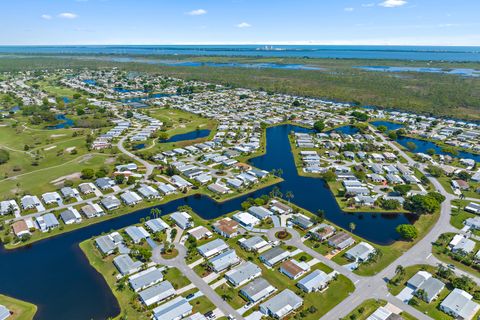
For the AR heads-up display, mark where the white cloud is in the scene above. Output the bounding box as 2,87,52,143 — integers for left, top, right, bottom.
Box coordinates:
41,14,52,20
58,12,78,19
361,3,375,7
379,0,407,7
186,9,207,16
344,7,354,12
236,22,251,28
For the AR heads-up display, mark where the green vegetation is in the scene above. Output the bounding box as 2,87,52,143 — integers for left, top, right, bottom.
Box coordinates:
0,56,479,119
388,264,480,320
340,299,415,320
396,224,418,241
432,233,480,274
0,294,37,320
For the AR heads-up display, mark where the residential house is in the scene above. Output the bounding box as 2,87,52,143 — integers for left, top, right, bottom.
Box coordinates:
259,289,303,319
153,297,192,320
213,217,240,238
238,236,269,252
170,211,194,230
198,238,229,258
345,242,376,262
297,269,330,293
440,289,480,320
125,226,150,244
113,254,143,276
139,280,175,306
209,249,240,272
328,232,355,250
59,208,82,225
128,267,164,292
225,262,262,287
240,277,277,303
260,247,290,267
36,213,60,232
279,259,310,280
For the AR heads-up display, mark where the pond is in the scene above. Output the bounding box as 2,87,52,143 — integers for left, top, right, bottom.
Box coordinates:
0,124,414,320
370,121,480,162
161,129,211,143
46,114,74,130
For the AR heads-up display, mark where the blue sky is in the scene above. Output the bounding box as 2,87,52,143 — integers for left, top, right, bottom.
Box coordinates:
1,0,479,45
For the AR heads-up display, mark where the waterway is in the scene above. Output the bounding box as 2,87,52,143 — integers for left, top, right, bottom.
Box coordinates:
0,124,414,319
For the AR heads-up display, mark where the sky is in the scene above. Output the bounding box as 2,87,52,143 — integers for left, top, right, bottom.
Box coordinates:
0,0,479,46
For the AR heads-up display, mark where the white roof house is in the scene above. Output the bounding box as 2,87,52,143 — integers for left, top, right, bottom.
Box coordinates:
233,211,260,227
197,238,229,258
125,225,150,244
440,288,480,320
225,262,262,287
345,242,376,262
259,289,303,319
139,280,175,306
297,269,330,293
128,267,164,292
170,211,193,230
153,296,192,320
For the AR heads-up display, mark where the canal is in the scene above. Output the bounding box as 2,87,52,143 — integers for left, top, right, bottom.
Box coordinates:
0,124,413,319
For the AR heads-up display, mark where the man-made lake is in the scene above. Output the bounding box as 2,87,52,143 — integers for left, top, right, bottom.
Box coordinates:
370,121,480,162
0,124,413,319
46,114,74,130
161,129,211,143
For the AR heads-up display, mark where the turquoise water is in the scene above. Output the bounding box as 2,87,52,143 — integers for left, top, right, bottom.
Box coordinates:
1,45,480,61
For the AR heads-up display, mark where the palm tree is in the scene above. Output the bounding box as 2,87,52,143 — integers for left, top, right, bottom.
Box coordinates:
349,222,356,233
395,265,405,276
285,191,294,204
316,209,325,222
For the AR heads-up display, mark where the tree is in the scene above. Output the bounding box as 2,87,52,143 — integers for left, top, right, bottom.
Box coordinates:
285,191,294,204
313,120,325,132
457,171,471,181
377,125,388,133
158,132,169,141
380,199,400,210
351,111,369,122
395,265,405,276
349,222,356,233
406,141,417,151
436,264,453,280
316,209,325,223
394,184,412,196
0,149,10,165
396,224,418,240
115,174,125,184
441,146,459,156
126,176,135,185
452,275,475,292
388,131,398,140
150,208,162,219
404,193,442,215
81,168,95,179
125,110,133,118
426,148,436,156
427,165,443,177
322,170,336,182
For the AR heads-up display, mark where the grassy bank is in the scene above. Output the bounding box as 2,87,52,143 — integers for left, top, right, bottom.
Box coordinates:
0,294,37,320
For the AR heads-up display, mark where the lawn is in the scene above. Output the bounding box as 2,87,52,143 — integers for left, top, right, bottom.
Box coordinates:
163,267,192,290
341,299,387,320
0,294,37,320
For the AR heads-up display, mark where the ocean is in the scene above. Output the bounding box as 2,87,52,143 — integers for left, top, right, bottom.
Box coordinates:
0,45,479,61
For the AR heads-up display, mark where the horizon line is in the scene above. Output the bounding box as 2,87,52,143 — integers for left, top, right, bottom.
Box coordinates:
0,43,480,47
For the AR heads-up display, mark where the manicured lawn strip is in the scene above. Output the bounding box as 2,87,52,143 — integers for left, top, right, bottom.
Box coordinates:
215,284,246,310
189,295,216,315
161,267,192,290
0,294,37,320
341,299,387,320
